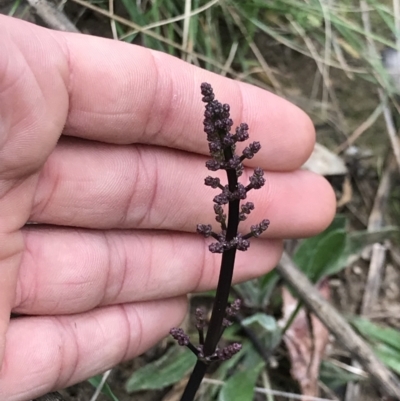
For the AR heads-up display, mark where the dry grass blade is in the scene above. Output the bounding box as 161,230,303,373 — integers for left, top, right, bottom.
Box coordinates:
89,369,112,401
335,103,383,153
118,0,219,40
225,4,282,94
202,378,336,401
359,0,400,174
68,0,249,81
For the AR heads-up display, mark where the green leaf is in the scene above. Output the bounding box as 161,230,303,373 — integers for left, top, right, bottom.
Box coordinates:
218,356,264,401
293,215,346,274
204,340,251,400
241,313,282,351
319,360,363,389
234,279,261,308
259,270,280,308
294,214,397,282
305,229,347,282
351,317,400,353
324,227,398,278
125,346,196,392
374,343,400,375
350,317,400,375
88,375,119,401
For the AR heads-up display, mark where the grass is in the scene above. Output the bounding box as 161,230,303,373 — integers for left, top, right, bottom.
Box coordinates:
11,0,400,400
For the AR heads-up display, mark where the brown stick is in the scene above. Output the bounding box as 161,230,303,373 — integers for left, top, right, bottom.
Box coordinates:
276,251,400,400
26,0,79,33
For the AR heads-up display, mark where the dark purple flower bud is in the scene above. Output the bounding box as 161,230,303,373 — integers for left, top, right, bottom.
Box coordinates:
206,159,221,171
250,141,261,153
235,183,247,200
216,214,226,223
235,234,250,251
241,202,254,214
203,122,215,136
217,343,242,361
196,224,213,237
213,192,229,205
170,327,190,346
250,219,270,237
242,141,261,159
195,308,206,330
222,135,235,147
214,204,224,214
201,82,215,103
218,230,226,242
236,163,244,177
213,204,227,227
242,146,253,159
209,242,225,253
223,118,234,128
205,176,221,188
226,299,241,317
208,141,222,153
226,155,242,169
233,123,249,142
249,167,265,189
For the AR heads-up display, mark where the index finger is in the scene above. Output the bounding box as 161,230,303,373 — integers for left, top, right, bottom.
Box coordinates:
3,15,314,172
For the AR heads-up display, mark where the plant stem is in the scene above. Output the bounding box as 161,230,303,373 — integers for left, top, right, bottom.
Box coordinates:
179,150,240,401
203,149,240,356
180,360,208,401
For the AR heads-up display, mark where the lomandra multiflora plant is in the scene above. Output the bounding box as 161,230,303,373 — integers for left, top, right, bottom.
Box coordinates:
170,83,270,401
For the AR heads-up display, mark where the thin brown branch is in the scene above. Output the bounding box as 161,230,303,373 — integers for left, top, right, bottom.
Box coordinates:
26,0,79,32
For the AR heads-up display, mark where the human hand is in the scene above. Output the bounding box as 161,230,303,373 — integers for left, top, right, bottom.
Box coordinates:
0,14,335,400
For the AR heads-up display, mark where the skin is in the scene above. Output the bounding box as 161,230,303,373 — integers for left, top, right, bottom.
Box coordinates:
0,15,336,400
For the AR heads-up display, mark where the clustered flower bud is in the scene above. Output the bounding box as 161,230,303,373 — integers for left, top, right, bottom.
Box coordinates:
172,83,271,369
216,343,242,361
248,167,265,190
242,141,261,159
170,328,190,346
195,308,206,331
198,83,269,254
196,224,213,238
172,299,243,363
250,219,270,237
223,299,242,327
205,176,222,189
226,299,241,316
239,202,254,221
233,123,249,142
214,204,227,229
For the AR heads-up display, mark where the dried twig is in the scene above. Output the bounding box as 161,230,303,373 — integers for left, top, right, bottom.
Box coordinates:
276,251,400,399
26,0,79,32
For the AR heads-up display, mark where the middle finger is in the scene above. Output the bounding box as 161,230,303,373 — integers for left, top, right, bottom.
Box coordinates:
14,226,282,315
31,139,334,238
